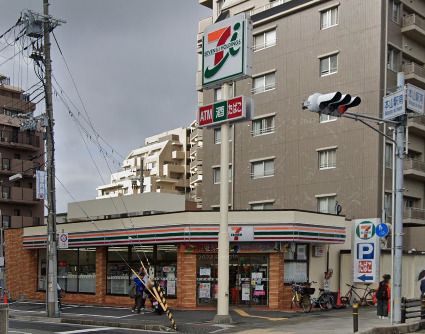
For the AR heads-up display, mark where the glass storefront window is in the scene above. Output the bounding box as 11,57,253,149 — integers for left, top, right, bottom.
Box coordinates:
284,243,309,284
154,245,177,298
38,248,96,293
197,253,269,306
107,246,132,295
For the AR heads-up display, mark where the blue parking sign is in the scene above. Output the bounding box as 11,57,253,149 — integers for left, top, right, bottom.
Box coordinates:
357,243,374,260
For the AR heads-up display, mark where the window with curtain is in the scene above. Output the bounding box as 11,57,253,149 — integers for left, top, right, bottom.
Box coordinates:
320,6,338,29
252,72,276,94
252,116,275,136
317,196,336,214
318,149,336,169
253,29,276,51
250,202,274,210
284,244,309,283
319,114,337,123
385,143,393,168
213,166,232,184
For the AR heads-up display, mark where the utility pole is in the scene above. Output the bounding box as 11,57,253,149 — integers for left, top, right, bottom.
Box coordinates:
393,72,405,324
43,0,59,318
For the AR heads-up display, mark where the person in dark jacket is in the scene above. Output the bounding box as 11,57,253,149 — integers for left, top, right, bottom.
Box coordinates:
376,274,391,319
132,267,145,313
420,279,425,296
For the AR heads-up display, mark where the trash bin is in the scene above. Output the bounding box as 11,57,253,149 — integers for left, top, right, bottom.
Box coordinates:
0,304,8,334
231,287,239,304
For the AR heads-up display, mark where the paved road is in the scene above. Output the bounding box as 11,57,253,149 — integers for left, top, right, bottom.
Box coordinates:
9,319,165,334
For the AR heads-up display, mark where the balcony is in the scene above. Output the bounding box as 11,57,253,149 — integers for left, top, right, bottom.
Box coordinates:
0,186,38,204
402,14,425,45
0,130,41,151
163,164,185,177
10,216,39,228
404,158,425,180
0,159,36,176
408,116,425,136
190,174,202,184
190,128,203,143
404,207,425,226
190,159,202,170
171,151,185,160
403,62,425,90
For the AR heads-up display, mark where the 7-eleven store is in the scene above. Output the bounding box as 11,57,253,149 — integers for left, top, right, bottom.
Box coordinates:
5,210,349,309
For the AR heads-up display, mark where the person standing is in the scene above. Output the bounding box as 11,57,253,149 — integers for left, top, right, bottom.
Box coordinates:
132,267,145,313
376,274,391,319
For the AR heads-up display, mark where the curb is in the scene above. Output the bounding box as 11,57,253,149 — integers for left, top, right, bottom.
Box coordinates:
61,317,175,332
9,313,61,323
360,320,425,334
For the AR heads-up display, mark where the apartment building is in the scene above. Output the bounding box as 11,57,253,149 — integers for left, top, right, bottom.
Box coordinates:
0,74,44,229
198,0,425,249
97,127,192,199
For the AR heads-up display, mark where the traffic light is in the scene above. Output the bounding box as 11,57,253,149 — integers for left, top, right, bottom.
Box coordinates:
303,92,361,116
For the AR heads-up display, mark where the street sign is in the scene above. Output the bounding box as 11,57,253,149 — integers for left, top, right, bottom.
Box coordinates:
383,89,405,120
202,13,252,88
58,232,69,249
376,223,390,238
406,84,425,115
198,95,251,127
353,219,380,283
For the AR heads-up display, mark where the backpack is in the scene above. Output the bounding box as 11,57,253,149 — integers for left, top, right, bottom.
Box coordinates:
128,281,136,299
376,281,388,300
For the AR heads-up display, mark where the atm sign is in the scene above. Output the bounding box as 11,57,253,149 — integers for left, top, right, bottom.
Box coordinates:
198,96,248,127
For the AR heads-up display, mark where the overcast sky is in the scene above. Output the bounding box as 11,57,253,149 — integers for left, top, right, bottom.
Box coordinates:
0,1,210,213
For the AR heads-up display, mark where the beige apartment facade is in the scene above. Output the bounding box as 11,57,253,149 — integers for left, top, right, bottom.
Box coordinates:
198,0,425,250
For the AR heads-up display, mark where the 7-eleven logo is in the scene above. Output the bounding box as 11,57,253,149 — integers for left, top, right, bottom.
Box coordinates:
204,21,242,79
230,227,243,241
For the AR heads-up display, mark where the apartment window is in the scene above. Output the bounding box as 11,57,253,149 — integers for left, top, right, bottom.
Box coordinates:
214,88,222,101
384,192,392,221
253,29,276,51
385,143,393,168
320,54,338,76
214,128,221,144
317,195,336,214
320,114,337,123
2,216,10,228
2,158,10,170
213,126,233,144
252,116,275,136
213,165,232,184
284,244,309,283
392,0,400,24
387,47,400,72
251,159,274,179
2,186,10,200
250,202,274,210
320,6,338,29
252,72,276,94
318,148,336,169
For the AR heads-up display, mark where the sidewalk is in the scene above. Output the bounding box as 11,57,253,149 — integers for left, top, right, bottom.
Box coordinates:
7,301,425,334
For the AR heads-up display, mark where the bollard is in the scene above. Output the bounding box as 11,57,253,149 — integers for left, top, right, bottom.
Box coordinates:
401,297,406,323
421,295,425,320
0,304,8,334
353,299,359,333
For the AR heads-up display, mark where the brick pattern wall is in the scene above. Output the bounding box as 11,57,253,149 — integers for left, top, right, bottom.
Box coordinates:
268,252,284,309
177,245,197,308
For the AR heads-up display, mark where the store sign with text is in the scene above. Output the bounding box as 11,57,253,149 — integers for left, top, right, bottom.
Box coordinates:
228,226,254,242
353,219,380,283
198,95,251,127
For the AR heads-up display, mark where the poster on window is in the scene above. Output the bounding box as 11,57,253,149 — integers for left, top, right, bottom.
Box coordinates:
251,272,262,280
167,279,176,296
199,267,211,276
242,283,250,301
199,283,210,299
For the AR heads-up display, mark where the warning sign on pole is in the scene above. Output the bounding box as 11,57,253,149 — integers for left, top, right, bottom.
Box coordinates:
58,232,69,249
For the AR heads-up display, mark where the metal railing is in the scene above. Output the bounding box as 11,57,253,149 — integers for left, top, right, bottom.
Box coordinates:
404,207,425,221
251,82,276,94
251,126,275,136
401,296,425,323
402,13,425,32
253,40,277,52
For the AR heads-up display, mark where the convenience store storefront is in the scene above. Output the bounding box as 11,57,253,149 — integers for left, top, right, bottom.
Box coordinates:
6,210,348,309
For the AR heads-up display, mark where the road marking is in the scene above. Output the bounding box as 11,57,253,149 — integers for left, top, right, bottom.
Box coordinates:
209,324,234,333
55,327,112,334
233,308,288,321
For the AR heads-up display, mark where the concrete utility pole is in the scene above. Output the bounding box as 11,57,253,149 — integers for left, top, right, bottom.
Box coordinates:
43,0,59,318
214,83,232,324
393,72,405,324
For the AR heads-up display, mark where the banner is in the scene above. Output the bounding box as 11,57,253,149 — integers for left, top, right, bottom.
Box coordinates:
36,170,47,200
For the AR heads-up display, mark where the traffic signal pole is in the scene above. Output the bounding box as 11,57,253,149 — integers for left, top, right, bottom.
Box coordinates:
393,72,406,324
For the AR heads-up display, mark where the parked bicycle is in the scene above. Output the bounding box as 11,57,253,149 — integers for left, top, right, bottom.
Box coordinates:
290,281,316,313
341,283,375,306
314,287,335,310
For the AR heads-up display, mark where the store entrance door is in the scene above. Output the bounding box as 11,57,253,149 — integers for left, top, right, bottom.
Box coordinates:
229,254,268,306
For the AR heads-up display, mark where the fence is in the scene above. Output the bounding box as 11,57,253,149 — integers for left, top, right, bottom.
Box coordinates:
401,296,425,323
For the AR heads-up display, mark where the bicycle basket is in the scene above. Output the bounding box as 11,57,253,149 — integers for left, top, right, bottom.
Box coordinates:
303,287,315,295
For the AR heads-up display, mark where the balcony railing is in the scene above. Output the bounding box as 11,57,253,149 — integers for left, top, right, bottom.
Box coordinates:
403,62,425,79
0,129,41,149
403,14,425,32
250,0,292,16
404,158,425,173
404,207,425,224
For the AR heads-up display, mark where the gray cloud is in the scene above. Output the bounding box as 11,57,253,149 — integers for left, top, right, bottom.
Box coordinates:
0,0,210,212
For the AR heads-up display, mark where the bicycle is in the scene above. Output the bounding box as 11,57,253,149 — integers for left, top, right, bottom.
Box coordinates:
290,282,316,313
315,287,335,310
341,283,375,306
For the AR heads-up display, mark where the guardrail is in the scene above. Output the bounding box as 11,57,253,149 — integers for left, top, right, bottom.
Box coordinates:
401,296,425,323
